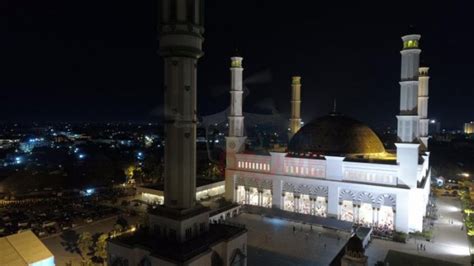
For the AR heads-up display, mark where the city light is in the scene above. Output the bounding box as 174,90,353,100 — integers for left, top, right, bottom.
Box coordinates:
78,154,85,159
84,188,95,196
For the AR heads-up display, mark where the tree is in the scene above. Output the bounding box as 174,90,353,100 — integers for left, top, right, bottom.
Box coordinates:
116,216,128,229
94,233,109,262
204,162,222,180
77,232,93,259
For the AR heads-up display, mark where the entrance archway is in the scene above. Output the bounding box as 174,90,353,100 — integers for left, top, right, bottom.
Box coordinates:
341,200,354,222
359,203,373,226
378,205,394,230
283,192,295,212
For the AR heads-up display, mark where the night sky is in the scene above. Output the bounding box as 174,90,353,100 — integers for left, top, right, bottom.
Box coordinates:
1,0,473,129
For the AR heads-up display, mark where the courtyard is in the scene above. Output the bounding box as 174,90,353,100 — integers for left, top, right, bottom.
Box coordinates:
230,196,471,266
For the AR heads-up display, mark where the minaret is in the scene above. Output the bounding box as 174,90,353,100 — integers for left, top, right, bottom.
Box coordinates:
228,56,245,138
107,2,248,262
225,56,247,201
397,34,421,143
159,0,204,210
418,67,430,148
288,76,302,140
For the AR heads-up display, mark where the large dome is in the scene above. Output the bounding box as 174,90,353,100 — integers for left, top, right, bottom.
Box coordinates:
288,113,385,156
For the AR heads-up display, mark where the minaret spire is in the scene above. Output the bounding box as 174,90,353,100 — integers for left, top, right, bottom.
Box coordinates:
225,55,247,201
288,76,302,140
228,56,244,138
396,34,421,142
418,67,430,148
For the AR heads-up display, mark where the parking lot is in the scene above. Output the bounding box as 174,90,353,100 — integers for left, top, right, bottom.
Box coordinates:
0,187,133,238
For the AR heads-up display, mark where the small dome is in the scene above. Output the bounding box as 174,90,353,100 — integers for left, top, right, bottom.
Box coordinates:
345,235,365,257
288,113,385,156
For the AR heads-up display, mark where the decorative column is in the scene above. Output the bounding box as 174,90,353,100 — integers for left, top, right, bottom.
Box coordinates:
272,180,283,209
294,195,300,213
372,207,376,226
338,202,342,220
376,208,380,226
392,209,396,230
245,188,250,205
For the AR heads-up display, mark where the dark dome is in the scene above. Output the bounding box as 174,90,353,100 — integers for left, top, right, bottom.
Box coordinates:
288,113,385,155
345,235,365,257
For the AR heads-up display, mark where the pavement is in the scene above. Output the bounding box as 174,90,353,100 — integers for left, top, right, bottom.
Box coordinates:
230,213,351,266
230,196,471,266
365,196,470,265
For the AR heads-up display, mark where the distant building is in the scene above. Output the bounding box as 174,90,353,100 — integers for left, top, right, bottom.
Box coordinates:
138,180,225,205
0,230,55,266
464,122,474,134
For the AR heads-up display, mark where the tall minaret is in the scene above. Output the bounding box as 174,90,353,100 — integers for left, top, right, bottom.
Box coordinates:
397,34,421,143
418,67,430,148
289,76,302,140
159,0,204,210
228,56,245,138
226,56,246,168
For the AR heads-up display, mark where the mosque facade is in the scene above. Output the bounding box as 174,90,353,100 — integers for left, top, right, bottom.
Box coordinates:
225,34,431,233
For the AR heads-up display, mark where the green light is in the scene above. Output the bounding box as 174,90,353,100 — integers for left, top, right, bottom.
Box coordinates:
403,39,418,49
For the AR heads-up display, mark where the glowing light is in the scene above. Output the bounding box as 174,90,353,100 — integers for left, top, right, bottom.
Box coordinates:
430,119,436,124
78,154,85,159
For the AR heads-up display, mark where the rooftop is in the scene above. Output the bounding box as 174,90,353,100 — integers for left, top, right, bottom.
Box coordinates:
0,230,54,266
111,223,246,263
288,113,386,156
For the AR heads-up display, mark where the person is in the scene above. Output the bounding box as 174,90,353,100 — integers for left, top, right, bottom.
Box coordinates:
293,225,296,234
324,243,326,249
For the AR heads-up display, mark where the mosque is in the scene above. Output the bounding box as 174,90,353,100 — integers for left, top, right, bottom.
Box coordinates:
225,34,431,233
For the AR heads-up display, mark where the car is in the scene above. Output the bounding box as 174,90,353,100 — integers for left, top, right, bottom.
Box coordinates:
85,218,93,223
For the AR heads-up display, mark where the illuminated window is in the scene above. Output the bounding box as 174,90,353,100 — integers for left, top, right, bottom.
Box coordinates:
290,166,294,173
238,161,241,168
295,167,299,174
403,39,418,49
245,162,248,168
